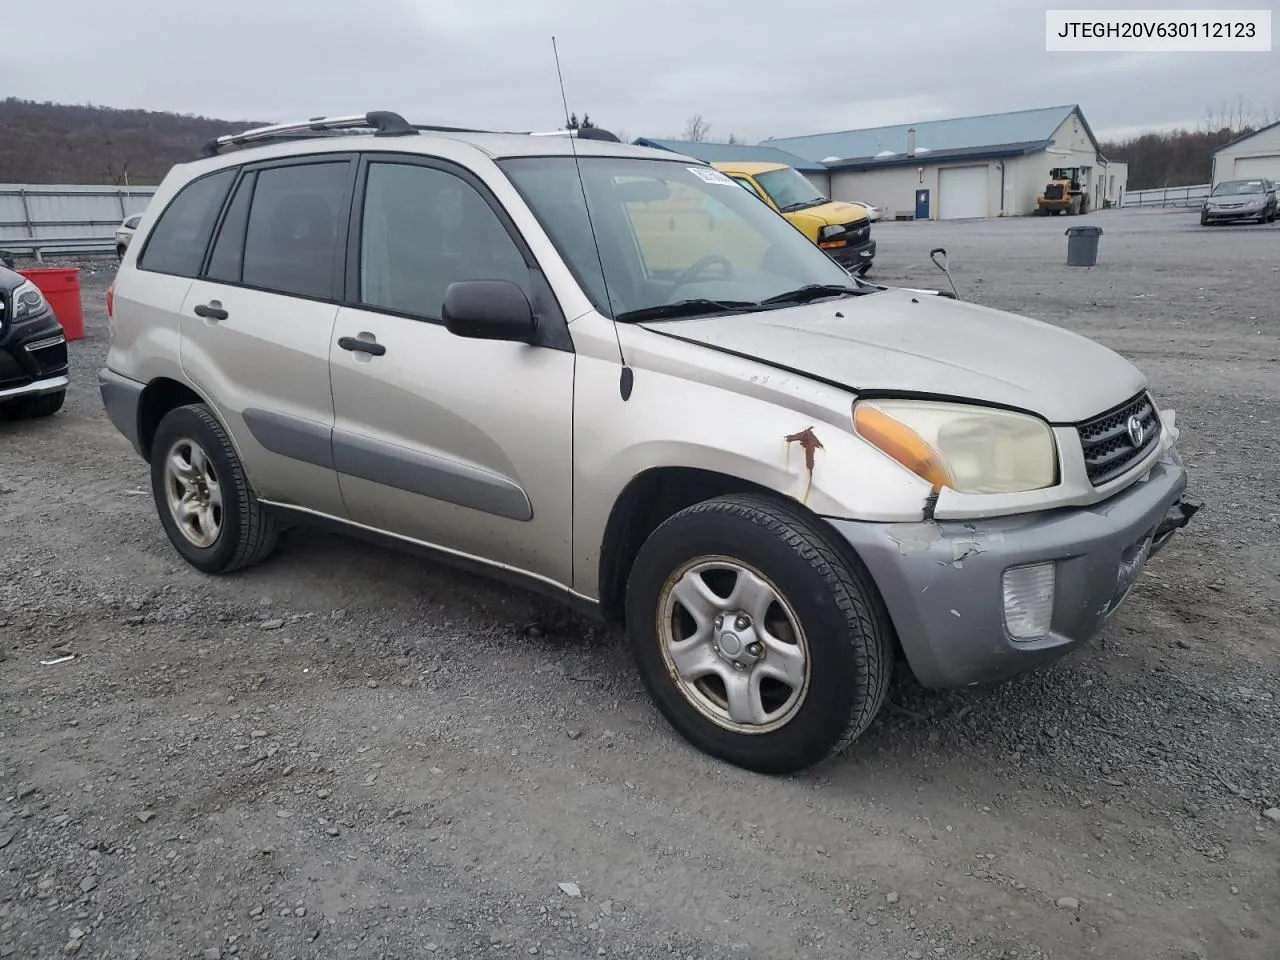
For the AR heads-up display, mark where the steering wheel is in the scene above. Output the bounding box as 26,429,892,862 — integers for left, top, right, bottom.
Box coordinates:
668,255,735,297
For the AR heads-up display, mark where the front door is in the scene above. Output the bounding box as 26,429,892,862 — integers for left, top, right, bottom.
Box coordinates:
328,154,576,586
179,155,357,517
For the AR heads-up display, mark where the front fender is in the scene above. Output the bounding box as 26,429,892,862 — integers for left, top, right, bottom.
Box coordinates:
571,319,933,598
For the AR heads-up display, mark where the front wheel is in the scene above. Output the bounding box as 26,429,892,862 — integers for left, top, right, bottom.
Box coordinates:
150,403,279,574
624,494,894,775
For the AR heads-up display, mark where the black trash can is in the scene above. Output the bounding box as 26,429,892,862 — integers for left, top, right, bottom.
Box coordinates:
1065,225,1103,266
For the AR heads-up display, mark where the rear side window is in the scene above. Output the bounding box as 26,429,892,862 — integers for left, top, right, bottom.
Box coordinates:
206,172,256,284
241,162,350,300
137,169,236,277
124,215,141,229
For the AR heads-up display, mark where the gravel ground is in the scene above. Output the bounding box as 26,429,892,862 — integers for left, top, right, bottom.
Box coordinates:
2,207,1278,960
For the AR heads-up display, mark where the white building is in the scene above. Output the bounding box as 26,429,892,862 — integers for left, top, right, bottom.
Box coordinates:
1211,121,1280,184
761,105,1128,220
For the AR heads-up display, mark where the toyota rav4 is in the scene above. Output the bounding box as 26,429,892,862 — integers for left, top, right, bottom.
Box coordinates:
99,112,1199,774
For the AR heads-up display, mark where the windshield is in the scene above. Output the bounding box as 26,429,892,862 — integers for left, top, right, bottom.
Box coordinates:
498,156,867,320
1212,180,1265,196
753,166,828,212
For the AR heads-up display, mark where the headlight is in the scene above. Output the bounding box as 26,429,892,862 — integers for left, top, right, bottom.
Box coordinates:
852,399,1058,494
11,280,49,323
818,224,845,242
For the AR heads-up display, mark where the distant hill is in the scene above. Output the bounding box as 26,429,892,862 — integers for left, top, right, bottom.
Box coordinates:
0,98,263,186
1099,125,1256,190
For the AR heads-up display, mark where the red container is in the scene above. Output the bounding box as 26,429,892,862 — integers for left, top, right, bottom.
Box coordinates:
18,267,85,341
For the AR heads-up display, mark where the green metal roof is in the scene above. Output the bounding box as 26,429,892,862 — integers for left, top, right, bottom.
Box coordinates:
760,105,1091,164
631,137,828,173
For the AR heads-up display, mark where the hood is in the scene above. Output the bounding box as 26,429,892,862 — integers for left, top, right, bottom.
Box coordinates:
0,264,23,293
794,200,869,227
640,288,1147,424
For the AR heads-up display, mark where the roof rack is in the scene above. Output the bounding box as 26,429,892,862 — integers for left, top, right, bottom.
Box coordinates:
200,111,423,157
199,111,623,158
525,127,622,143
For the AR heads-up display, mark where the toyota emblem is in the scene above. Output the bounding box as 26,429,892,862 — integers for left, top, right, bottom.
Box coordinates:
1126,415,1146,447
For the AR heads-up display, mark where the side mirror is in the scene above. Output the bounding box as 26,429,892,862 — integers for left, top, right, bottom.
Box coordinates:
442,280,537,344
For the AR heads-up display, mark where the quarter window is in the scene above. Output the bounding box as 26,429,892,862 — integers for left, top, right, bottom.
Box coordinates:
240,162,350,300
358,162,529,320
137,168,236,278
206,171,255,283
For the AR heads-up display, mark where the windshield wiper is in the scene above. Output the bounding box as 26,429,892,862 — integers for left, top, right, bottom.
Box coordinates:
616,298,758,323
759,283,868,307
779,199,824,212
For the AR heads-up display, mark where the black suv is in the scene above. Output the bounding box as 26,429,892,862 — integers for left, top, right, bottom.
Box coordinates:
0,264,69,419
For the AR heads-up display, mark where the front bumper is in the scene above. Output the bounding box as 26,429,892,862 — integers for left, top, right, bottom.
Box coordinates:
828,451,1199,689
1202,206,1265,221
0,311,69,401
826,237,876,271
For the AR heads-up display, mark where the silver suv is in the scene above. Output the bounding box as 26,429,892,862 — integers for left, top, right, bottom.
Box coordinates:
99,111,1199,774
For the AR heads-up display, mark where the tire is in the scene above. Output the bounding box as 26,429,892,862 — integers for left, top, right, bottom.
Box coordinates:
1200,215,1209,226
1,389,65,420
624,493,893,775
150,403,279,574
116,245,126,261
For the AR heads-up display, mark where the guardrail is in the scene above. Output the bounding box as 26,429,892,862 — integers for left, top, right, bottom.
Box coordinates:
0,184,157,261
1121,183,1211,209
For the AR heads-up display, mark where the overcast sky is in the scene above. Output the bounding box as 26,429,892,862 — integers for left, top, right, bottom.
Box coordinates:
4,0,1276,143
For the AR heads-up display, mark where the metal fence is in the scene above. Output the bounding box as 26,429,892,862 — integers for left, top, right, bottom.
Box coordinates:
0,183,158,260
1121,183,1211,209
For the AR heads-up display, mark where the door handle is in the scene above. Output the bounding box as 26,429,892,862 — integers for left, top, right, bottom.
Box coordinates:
338,335,386,357
194,302,228,321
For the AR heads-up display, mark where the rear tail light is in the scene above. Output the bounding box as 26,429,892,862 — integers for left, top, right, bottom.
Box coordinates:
106,283,114,319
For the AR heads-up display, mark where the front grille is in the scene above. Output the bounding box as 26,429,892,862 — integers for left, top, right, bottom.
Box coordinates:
1077,392,1161,486
849,225,870,244
1045,184,1065,200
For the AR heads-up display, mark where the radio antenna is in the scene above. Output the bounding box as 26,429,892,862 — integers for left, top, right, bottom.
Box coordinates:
551,35,633,400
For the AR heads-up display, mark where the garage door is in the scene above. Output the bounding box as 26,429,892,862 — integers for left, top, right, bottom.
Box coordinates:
1234,156,1280,181
938,165,989,220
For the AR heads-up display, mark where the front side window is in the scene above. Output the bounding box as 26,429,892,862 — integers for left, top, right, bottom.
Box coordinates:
753,166,827,212
499,156,863,320
358,161,529,320
137,168,236,277
240,161,350,300
730,176,768,203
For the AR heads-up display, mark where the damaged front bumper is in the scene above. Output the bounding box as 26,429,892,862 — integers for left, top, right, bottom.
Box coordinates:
827,450,1200,689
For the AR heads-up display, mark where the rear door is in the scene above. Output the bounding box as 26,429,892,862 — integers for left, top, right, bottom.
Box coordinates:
120,167,240,372
178,154,357,517
328,152,576,585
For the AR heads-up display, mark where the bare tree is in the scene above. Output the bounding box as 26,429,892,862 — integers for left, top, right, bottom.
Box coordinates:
727,133,739,144
1202,95,1279,134
683,114,710,142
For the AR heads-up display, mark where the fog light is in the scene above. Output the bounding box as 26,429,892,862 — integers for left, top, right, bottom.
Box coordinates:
1002,562,1056,640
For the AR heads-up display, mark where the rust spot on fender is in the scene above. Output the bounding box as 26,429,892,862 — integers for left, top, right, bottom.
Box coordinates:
784,426,824,503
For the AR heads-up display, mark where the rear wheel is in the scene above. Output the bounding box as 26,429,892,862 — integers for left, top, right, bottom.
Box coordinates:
624,494,893,775
150,403,279,574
